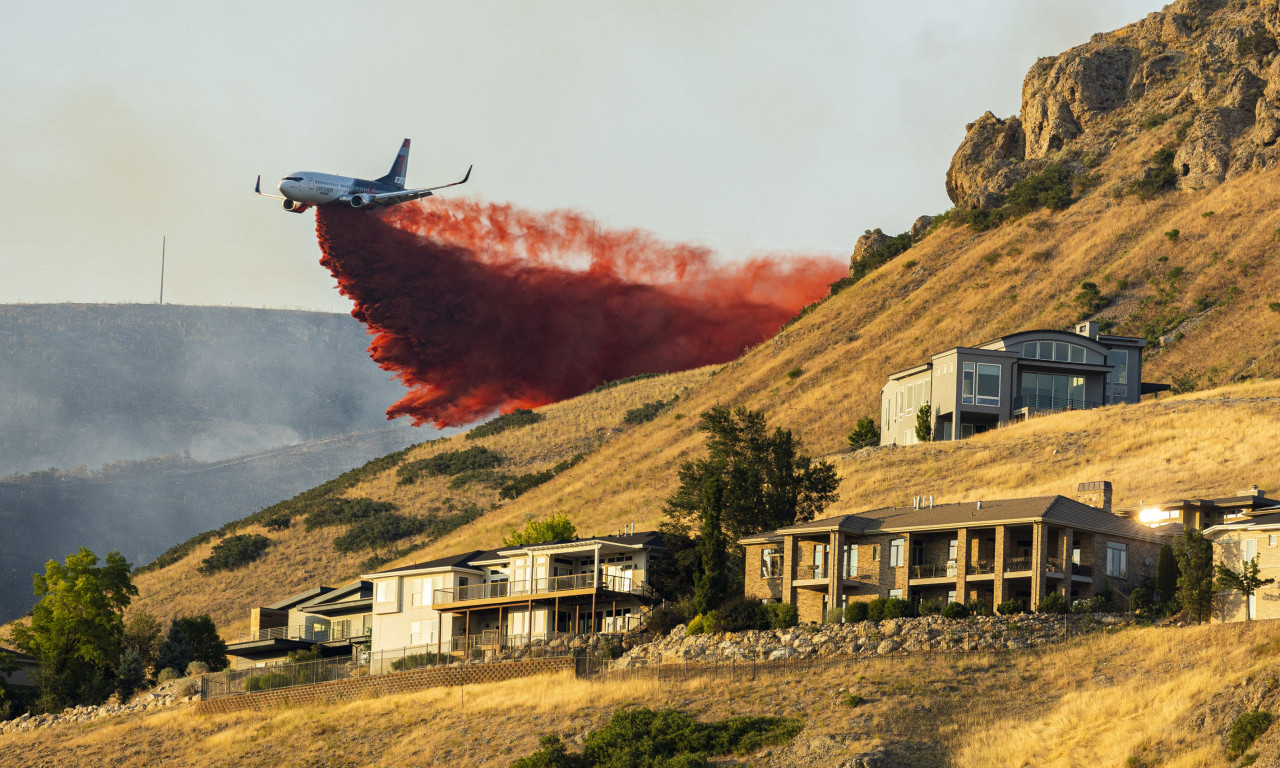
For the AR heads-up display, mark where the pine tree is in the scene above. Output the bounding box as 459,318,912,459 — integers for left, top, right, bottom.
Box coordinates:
692,472,729,616
1155,544,1179,605
154,620,194,676
1173,528,1214,623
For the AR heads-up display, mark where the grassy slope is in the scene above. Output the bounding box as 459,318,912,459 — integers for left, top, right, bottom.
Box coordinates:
119,122,1280,636
6,621,1280,766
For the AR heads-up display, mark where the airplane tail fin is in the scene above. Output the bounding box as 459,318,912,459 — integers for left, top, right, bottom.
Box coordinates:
376,139,411,188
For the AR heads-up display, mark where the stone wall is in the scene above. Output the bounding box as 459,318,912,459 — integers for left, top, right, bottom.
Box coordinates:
614,613,1131,668
193,656,577,715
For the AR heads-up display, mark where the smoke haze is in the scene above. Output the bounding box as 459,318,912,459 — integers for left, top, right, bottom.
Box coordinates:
316,201,846,426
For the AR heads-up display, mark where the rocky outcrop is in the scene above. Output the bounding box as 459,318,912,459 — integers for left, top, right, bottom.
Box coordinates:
611,613,1130,669
0,690,196,734
850,229,892,267
947,0,1280,206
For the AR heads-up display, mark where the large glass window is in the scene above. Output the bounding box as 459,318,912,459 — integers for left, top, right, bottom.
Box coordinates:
962,363,975,405
1022,340,1085,363
375,580,394,603
812,544,829,579
976,363,1001,406
1107,349,1129,402
1106,542,1127,578
1021,373,1086,409
889,539,905,567
841,543,858,579
760,548,781,578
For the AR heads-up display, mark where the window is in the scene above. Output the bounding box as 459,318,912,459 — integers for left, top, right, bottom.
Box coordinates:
948,539,958,562
1020,373,1087,410
871,544,880,561
1245,538,1259,567
1106,542,1127,578
812,544,829,579
841,543,858,579
375,580,394,603
1106,349,1129,402
409,621,424,646
1270,535,1277,548
976,363,1001,406
889,539,905,567
947,590,956,604
888,589,903,599
409,578,424,607
1023,341,1085,363
760,548,781,578
962,363,975,405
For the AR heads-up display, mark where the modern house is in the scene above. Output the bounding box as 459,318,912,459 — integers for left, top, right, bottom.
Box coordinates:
226,581,373,669
880,322,1157,445
1203,493,1280,622
740,492,1164,622
362,530,663,665
1121,485,1280,530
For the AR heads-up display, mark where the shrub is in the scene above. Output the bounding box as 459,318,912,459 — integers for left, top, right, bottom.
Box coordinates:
390,652,440,671
997,599,1024,616
918,599,942,616
198,534,271,574
1164,228,1180,242
303,497,396,531
156,667,181,683
848,229,915,284
622,398,678,426
847,416,879,450
645,605,688,636
786,367,804,381
185,661,209,676
714,596,766,632
966,599,993,617
1129,146,1178,200
498,453,586,500
884,597,916,619
842,693,865,708
1268,302,1280,313
1130,586,1156,614
823,607,845,624
1075,281,1108,320
842,601,869,624
1071,595,1108,614
1228,711,1273,760
866,598,888,622
685,615,706,636
941,601,969,619
760,603,799,630
1037,592,1068,614
244,670,296,692
332,512,428,553
396,447,504,485
261,511,291,531
447,469,512,490
465,408,544,440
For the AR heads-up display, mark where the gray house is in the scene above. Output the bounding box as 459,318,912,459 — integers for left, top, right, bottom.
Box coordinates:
881,322,1153,445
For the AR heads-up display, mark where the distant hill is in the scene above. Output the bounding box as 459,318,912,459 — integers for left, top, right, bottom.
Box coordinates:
0,303,422,477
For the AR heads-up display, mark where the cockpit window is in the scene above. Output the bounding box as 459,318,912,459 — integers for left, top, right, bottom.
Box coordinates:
283,176,303,181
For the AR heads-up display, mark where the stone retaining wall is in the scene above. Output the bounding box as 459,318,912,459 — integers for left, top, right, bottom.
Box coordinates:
193,656,577,715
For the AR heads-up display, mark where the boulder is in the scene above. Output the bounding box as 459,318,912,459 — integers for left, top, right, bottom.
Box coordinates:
876,638,901,655
850,229,891,269
945,112,1026,206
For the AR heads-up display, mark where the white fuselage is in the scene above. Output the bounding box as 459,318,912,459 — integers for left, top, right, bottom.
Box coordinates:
278,172,358,205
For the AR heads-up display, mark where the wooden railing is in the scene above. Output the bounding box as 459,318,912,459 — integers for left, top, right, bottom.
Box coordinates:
434,572,652,604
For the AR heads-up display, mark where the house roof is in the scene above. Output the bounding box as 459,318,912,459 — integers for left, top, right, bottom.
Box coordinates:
362,531,665,576
266,586,335,611
362,550,489,577
1205,511,1280,537
741,496,1162,543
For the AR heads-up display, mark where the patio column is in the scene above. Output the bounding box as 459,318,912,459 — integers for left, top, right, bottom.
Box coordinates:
828,530,841,615
1060,528,1074,599
781,534,796,607
955,528,970,603
1030,522,1049,605
993,525,1008,605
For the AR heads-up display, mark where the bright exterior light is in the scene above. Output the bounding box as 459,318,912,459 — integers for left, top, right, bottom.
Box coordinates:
1138,507,1172,524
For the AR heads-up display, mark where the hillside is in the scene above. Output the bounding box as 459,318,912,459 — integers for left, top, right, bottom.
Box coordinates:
5,621,1280,766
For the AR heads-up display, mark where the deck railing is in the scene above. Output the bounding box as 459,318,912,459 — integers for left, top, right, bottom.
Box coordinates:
235,625,371,644
434,572,652,604
1013,394,1103,413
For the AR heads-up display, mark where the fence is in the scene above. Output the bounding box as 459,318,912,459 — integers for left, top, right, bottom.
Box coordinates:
202,656,368,700
434,571,653,604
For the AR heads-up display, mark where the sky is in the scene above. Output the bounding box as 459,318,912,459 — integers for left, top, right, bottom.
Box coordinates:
0,1,1169,313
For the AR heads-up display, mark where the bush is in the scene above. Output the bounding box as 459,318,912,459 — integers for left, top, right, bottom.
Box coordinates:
848,230,915,284
1130,586,1156,614
843,601,869,624
390,652,440,671
465,408,544,440
760,602,799,629
918,599,942,616
580,707,804,765
1071,595,1108,614
396,447,504,485
866,598,888,622
645,605,688,636
941,601,969,619
685,615,706,636
842,693,865,708
332,512,428,553
1036,592,1068,614
623,397,678,426
847,416,879,450
1228,711,1273,760
997,599,1024,615
198,534,271,574
261,511,291,531
185,660,209,677
713,597,766,632
1129,146,1178,200
156,667,181,683
499,454,587,500
244,670,296,692
303,497,396,530
966,599,993,617
884,598,916,619
823,607,845,624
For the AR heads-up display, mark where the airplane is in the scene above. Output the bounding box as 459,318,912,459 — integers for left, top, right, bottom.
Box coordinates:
255,139,471,214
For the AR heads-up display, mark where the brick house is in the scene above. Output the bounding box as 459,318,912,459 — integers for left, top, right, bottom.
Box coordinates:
741,495,1164,622
1204,506,1280,622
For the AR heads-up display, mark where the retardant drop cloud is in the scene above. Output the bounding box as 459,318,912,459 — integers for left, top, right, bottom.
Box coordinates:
315,200,846,427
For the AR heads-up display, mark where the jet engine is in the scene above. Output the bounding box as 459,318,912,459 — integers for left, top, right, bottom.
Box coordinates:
282,199,310,213
349,193,375,209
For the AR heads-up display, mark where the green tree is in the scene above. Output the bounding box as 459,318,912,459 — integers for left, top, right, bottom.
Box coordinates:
1215,556,1276,621
1155,544,1179,605
1173,528,1214,623
154,620,193,676
114,648,147,703
847,416,878,449
692,473,730,615
122,613,162,677
914,403,932,442
504,513,578,547
175,616,229,671
9,548,137,712
0,650,17,718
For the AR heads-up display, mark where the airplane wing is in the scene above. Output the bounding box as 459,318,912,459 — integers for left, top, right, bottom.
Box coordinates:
254,175,287,201
369,165,472,206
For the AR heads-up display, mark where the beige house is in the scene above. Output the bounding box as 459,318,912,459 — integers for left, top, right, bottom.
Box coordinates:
741,494,1163,622
1121,485,1279,530
1205,509,1280,622
226,581,372,669
881,322,1153,445
362,530,663,665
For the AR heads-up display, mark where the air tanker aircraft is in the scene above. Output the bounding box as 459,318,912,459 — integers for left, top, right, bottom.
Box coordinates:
255,139,471,213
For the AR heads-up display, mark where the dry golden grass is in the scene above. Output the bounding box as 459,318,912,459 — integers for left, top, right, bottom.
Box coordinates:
8,621,1280,766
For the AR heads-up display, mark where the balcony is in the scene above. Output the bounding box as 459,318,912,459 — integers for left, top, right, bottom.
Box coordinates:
433,571,652,606
967,559,997,576
236,624,370,644
1013,394,1103,413
1005,556,1032,572
909,562,958,580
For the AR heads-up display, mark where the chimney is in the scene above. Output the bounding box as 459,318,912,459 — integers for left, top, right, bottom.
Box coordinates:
1075,321,1100,339
1239,485,1263,497
913,496,921,510
1077,480,1114,514
976,500,983,510
929,496,934,508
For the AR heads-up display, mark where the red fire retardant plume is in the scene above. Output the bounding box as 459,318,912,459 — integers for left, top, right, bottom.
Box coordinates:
315,200,846,427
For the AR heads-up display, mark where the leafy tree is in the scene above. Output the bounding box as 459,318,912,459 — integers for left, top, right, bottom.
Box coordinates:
9,548,137,712
155,620,194,677
122,613,162,677
115,648,147,702
914,403,932,442
1155,544,1179,605
847,416,878,450
504,513,578,547
175,615,229,671
692,474,730,616
1215,557,1275,621
1173,528,1215,623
